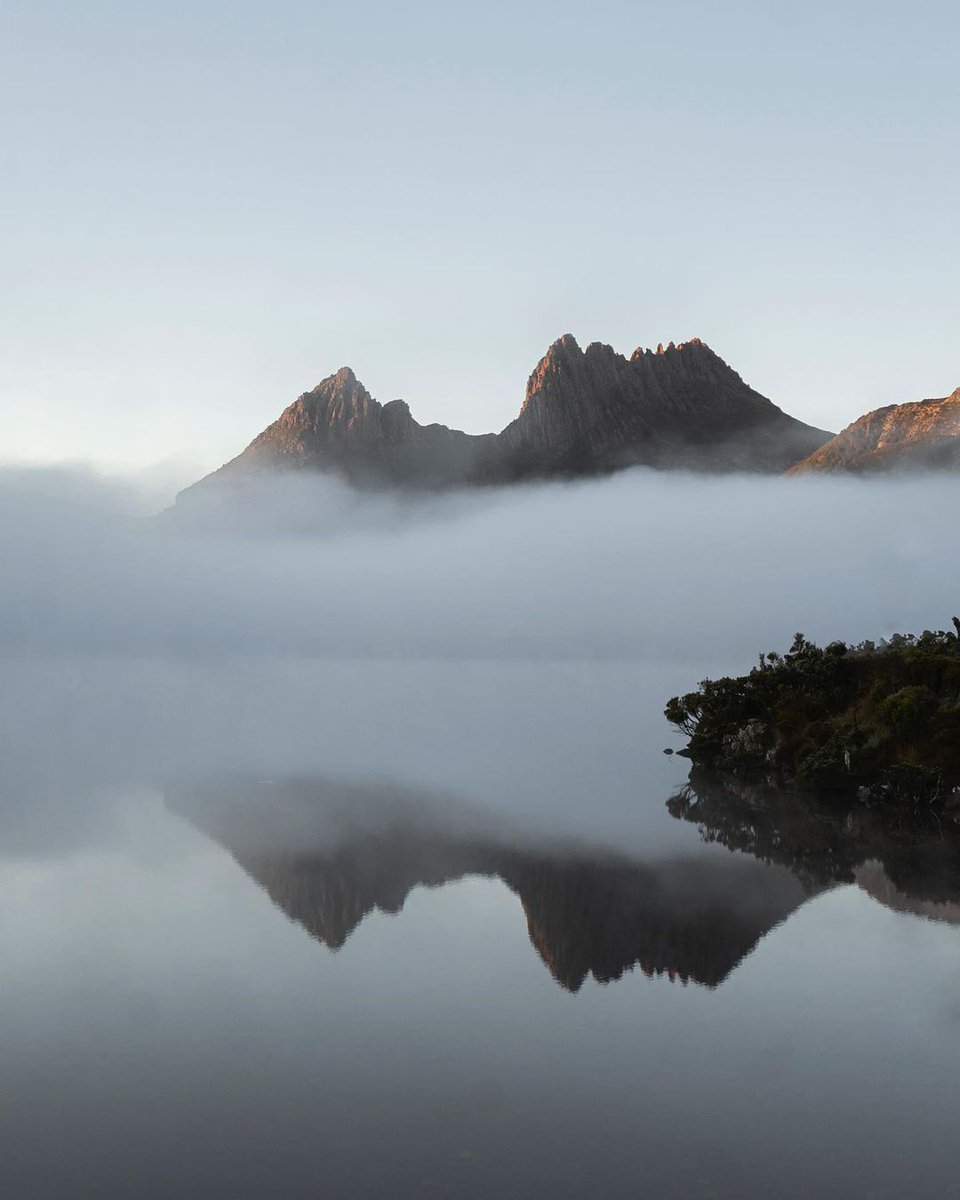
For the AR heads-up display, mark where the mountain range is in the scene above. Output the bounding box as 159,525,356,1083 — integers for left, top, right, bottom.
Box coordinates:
176,335,960,499
177,335,832,500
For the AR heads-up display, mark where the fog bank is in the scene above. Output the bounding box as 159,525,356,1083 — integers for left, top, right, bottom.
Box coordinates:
4,466,958,661
2,465,958,853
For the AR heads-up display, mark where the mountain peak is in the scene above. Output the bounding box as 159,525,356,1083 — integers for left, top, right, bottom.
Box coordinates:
537,333,583,368
789,386,960,475
300,365,364,402
523,335,589,403
630,337,713,361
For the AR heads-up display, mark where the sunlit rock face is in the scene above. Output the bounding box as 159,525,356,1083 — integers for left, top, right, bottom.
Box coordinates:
788,388,960,474
185,366,497,492
178,335,831,499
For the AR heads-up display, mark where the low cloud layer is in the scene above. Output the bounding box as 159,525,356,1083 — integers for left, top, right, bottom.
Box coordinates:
2,464,958,854
4,465,959,661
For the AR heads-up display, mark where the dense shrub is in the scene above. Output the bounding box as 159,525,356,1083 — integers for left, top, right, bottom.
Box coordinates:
665,622,960,806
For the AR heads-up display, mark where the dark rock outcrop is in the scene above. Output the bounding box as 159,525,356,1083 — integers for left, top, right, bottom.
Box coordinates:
178,336,831,499
497,336,830,479
788,388,960,474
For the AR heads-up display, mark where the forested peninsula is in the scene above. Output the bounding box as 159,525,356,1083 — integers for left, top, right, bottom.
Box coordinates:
665,622,960,807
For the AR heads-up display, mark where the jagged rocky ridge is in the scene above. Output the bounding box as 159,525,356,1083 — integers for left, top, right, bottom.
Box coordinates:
789,387,960,474
179,335,832,497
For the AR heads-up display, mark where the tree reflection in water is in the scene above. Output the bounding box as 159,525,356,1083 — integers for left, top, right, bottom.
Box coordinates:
669,768,960,922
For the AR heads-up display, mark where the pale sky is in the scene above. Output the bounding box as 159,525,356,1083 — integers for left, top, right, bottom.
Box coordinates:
3,0,959,483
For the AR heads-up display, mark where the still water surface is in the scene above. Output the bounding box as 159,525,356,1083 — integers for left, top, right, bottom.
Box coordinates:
2,660,959,1199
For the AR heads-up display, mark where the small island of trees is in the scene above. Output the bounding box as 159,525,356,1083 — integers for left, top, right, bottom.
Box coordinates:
665,619,960,808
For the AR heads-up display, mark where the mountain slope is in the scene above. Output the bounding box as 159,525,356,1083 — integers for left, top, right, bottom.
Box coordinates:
788,388,960,474
179,335,832,499
498,335,830,477
191,365,497,491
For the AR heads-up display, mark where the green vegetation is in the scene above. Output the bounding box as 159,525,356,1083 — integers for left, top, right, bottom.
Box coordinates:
665,621,960,807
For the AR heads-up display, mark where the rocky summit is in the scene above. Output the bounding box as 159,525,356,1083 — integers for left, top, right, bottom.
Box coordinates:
788,387,960,474
179,335,832,499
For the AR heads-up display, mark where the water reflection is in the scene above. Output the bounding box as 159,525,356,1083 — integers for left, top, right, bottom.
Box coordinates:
4,770,960,1198
669,770,960,926
168,776,817,991
170,771,960,997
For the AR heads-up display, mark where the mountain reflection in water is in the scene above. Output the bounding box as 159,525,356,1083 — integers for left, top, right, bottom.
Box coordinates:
167,777,815,991
169,772,960,997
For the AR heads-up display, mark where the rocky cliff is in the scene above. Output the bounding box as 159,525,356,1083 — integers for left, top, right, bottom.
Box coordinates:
497,335,830,478
194,365,497,491
179,335,831,499
788,388,960,474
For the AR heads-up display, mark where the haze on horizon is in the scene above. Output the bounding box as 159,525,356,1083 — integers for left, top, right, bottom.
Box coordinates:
3,0,960,483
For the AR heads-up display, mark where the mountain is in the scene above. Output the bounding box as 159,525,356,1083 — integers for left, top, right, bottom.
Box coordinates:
495,336,829,478
788,388,960,474
197,365,497,490
178,336,831,499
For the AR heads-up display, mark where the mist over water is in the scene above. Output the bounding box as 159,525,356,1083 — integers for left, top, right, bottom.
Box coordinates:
2,463,959,851
6,464,959,659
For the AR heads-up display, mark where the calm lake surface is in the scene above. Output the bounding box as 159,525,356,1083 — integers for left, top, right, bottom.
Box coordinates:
2,658,959,1199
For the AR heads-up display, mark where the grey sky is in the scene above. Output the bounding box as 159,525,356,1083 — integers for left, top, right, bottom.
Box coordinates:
3,0,959,476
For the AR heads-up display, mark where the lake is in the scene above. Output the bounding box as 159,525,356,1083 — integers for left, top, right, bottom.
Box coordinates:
2,655,959,1199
